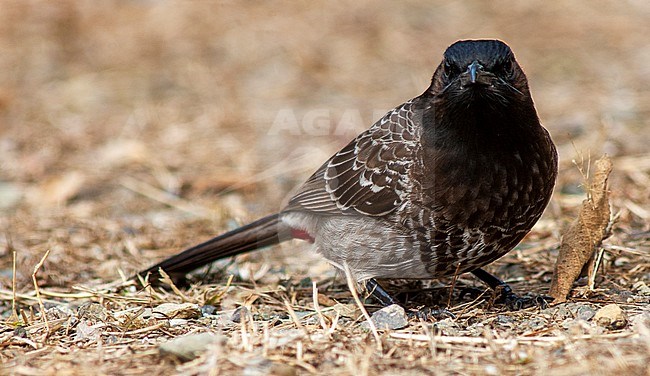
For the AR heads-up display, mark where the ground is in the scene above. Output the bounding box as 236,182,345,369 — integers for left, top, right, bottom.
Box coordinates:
1,1,649,375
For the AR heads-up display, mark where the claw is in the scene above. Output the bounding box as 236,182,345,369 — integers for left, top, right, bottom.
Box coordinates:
471,268,552,311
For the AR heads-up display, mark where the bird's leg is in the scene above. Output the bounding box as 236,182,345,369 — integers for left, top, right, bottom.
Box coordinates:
471,268,551,309
364,278,399,306
364,279,455,320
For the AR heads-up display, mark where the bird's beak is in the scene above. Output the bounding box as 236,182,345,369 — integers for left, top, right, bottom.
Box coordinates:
460,61,492,87
468,61,481,84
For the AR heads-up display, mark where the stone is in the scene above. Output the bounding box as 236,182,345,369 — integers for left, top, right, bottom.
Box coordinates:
575,305,596,321
593,304,627,329
201,305,217,316
363,304,408,330
231,306,250,323
434,318,460,336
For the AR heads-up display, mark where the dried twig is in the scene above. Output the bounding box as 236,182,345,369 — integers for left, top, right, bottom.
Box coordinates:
343,263,382,352
32,249,52,338
9,231,18,324
447,262,462,308
312,281,329,333
283,299,305,330
158,268,192,302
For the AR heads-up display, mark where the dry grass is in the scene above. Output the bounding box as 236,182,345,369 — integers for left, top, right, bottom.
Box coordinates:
1,1,649,375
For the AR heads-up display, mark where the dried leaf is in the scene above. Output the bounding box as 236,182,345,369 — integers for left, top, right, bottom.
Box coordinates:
549,155,613,303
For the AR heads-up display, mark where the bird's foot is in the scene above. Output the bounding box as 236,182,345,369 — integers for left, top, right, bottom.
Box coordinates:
364,278,400,306
407,306,456,321
364,279,455,321
494,284,552,310
471,268,552,310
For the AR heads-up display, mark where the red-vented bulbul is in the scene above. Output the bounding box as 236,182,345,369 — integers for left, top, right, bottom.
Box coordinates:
138,40,558,310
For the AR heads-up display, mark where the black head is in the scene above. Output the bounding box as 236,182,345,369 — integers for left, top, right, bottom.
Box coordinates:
443,40,513,76
429,40,530,104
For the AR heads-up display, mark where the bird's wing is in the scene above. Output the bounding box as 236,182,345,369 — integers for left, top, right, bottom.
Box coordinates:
284,100,421,217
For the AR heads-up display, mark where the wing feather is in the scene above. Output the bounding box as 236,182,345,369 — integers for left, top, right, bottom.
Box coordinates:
284,101,420,217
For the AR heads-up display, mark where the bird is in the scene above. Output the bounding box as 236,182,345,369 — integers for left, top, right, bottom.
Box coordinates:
137,39,558,311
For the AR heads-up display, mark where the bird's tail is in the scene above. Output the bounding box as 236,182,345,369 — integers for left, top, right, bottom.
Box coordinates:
137,213,291,283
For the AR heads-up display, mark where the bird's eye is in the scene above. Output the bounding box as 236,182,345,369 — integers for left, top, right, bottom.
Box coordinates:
443,61,455,78
502,60,515,77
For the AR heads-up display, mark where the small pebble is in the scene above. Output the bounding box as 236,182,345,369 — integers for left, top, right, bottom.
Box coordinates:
201,305,217,316
555,305,573,320
434,318,460,336
496,315,515,326
362,304,408,330
576,305,596,321
231,306,250,323
594,304,627,329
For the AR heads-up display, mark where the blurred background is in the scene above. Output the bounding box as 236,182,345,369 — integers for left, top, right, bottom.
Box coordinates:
0,1,648,286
